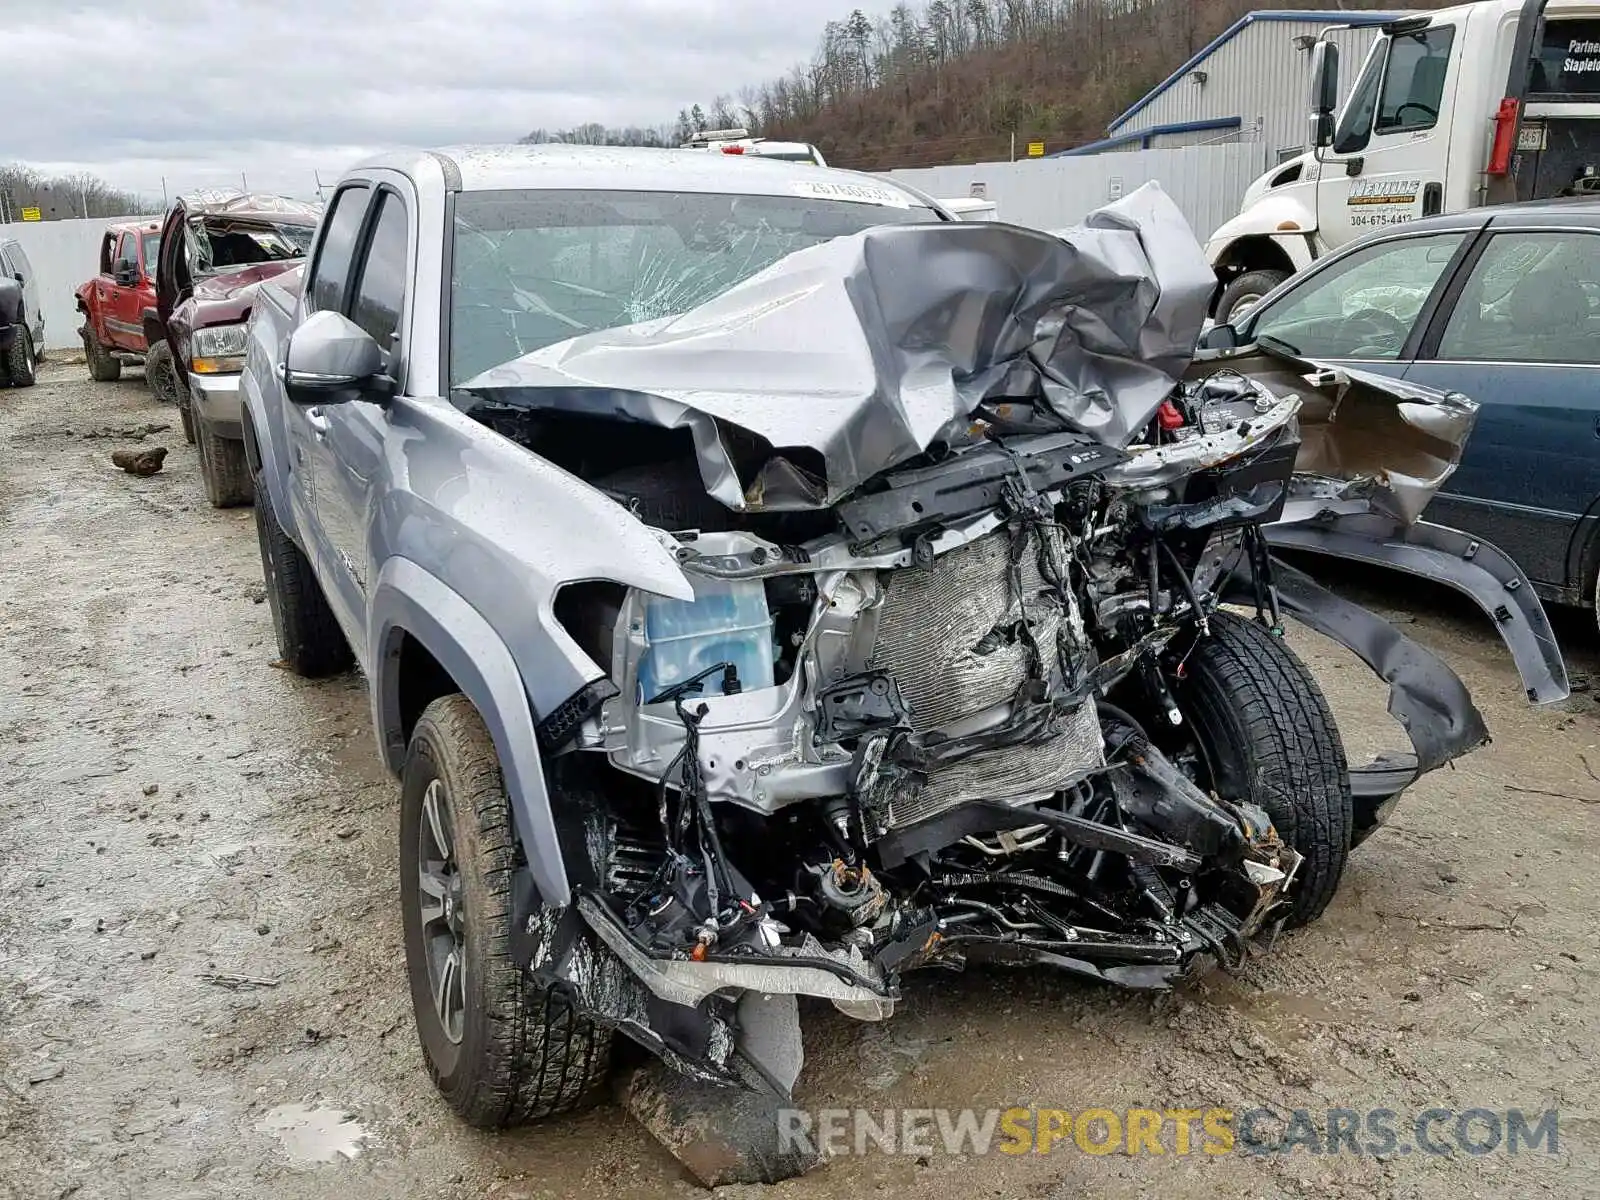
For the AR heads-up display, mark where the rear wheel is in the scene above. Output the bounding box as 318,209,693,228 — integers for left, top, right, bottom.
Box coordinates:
1176,612,1352,927
252,467,351,676
84,329,122,382
400,695,612,1127
146,339,178,403
4,325,36,387
1217,269,1289,326
197,418,254,507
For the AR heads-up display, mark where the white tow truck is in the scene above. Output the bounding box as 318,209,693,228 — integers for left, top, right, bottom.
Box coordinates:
1207,0,1600,321
681,127,829,167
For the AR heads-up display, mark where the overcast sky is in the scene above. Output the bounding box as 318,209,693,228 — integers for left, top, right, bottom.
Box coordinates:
3,0,880,202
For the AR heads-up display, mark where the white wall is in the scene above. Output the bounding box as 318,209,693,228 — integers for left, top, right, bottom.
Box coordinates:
0,215,144,351
881,141,1263,245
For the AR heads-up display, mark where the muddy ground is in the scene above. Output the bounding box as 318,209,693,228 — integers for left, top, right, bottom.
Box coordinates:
2,359,1599,1200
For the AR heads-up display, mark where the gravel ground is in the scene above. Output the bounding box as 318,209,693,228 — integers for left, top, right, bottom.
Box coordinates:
3,359,1599,1200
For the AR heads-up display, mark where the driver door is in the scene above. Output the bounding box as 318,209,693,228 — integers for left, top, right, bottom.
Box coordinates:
1316,23,1458,250
1242,229,1475,377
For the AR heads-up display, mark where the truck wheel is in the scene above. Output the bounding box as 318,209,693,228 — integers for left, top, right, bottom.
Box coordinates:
146,340,178,403
196,418,254,508
400,695,613,1128
84,330,122,382
1217,269,1289,325
252,467,351,676
1175,612,1352,927
5,325,36,387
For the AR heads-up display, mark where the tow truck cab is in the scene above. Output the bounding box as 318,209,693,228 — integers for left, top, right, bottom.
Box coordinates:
681,127,829,167
1207,0,1600,321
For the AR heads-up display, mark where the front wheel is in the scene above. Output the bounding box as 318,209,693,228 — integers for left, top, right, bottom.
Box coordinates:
1217,269,1289,326
4,325,36,387
400,695,613,1127
197,418,254,507
83,328,122,382
252,468,351,676
1176,612,1352,927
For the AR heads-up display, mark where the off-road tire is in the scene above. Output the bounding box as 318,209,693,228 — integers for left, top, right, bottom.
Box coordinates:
146,339,178,403
1217,269,1290,325
197,418,254,507
1177,612,1352,927
400,695,612,1127
4,324,36,387
83,329,122,382
252,468,351,676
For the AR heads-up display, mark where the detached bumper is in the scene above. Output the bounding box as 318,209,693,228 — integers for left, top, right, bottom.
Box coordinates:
186,371,243,440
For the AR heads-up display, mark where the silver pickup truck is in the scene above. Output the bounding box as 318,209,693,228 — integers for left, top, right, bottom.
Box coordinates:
242,144,1564,1178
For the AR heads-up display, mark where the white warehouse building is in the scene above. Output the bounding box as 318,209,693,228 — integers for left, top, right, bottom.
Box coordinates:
1062,9,1415,168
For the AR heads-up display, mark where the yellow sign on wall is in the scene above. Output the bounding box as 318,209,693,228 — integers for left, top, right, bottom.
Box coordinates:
20,207,41,221
1027,142,1045,157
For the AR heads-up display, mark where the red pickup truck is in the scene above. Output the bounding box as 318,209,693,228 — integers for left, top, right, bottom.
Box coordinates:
74,221,171,392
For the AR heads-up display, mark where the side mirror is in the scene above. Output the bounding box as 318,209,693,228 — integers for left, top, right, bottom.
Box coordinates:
1308,41,1340,150
1198,323,1240,352
283,310,388,406
113,260,139,286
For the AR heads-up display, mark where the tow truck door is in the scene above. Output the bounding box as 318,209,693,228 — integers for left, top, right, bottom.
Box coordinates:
1316,20,1459,249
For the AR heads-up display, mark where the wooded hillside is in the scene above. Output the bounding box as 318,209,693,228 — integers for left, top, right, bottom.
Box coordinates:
528,0,1456,169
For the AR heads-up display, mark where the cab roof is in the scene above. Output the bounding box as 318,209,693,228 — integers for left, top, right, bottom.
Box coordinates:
106,220,162,237
353,143,928,204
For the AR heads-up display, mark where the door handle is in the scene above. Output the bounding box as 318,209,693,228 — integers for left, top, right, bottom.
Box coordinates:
305,406,330,436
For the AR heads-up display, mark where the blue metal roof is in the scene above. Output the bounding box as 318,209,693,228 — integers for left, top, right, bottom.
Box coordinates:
1107,9,1410,133
1052,117,1243,157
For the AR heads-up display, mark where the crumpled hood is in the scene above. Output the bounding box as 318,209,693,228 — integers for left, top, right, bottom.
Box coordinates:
193,260,300,302
461,183,1217,511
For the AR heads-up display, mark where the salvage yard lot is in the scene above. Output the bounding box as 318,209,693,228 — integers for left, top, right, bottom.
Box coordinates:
3,359,1598,1200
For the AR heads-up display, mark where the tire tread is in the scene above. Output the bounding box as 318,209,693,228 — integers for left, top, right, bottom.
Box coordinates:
1181,612,1352,926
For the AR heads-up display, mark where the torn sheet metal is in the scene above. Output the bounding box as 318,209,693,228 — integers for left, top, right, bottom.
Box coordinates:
1260,560,1490,775
1266,502,1570,707
461,183,1215,510
176,189,323,221
1193,346,1479,525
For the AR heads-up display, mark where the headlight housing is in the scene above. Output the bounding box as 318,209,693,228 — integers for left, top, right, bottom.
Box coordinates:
191,322,248,374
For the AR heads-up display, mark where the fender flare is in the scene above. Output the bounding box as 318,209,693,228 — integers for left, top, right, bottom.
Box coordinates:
1264,513,1570,707
240,382,303,547
370,557,572,905
1206,196,1320,272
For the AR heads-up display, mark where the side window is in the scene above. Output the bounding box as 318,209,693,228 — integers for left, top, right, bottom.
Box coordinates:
1437,232,1600,365
349,191,410,359
99,234,115,275
1249,232,1466,360
117,233,137,269
308,185,371,315
1375,26,1454,135
1332,43,1384,154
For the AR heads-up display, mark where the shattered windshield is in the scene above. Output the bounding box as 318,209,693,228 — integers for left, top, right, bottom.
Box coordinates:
187,219,315,275
448,188,938,385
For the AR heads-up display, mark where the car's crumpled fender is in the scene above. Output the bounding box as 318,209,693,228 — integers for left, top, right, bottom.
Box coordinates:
1266,505,1570,708
368,558,576,905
